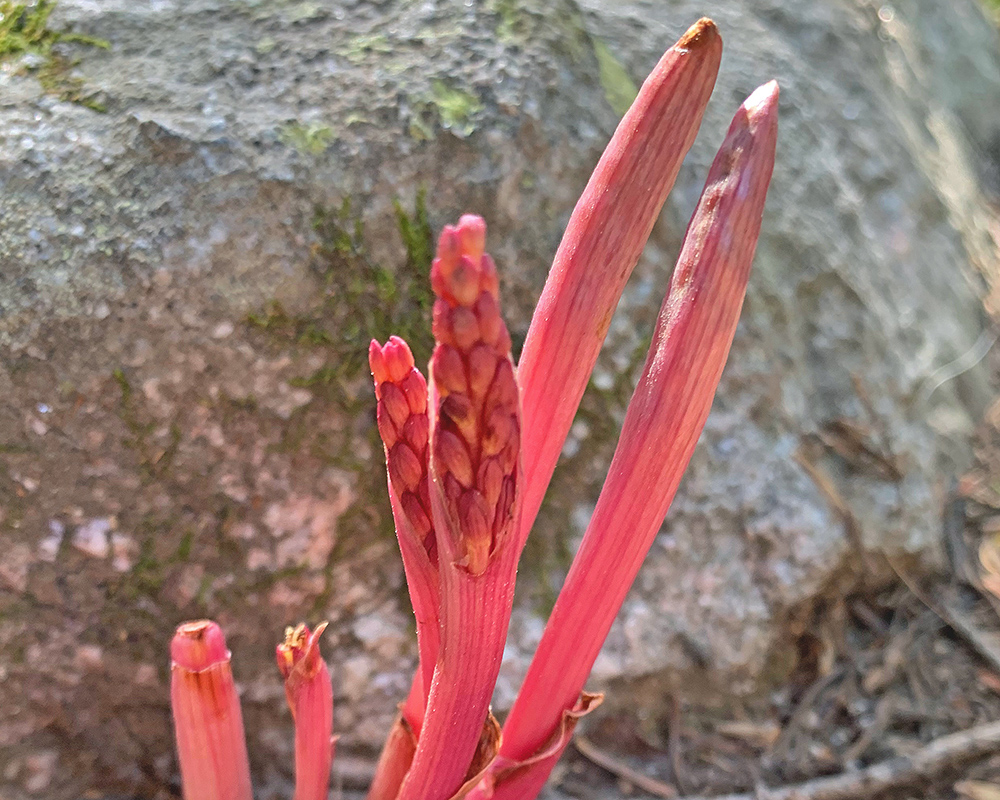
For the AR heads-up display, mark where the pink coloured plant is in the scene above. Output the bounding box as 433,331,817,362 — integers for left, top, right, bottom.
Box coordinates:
169,16,778,800
170,620,253,800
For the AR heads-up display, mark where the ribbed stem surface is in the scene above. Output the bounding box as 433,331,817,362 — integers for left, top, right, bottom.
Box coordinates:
516,17,723,547
488,80,780,800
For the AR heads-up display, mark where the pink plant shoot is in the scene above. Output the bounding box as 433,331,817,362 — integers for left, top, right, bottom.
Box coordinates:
368,337,439,799
393,214,523,800
167,15,781,800
276,623,335,800
170,620,253,800
466,78,780,800
515,17,723,545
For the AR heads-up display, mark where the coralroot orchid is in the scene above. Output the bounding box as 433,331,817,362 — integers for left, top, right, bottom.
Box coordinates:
169,15,779,800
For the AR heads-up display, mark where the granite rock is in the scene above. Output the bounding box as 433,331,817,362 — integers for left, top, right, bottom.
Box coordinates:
1,0,999,797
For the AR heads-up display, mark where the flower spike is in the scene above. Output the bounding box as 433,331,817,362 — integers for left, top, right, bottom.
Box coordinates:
370,335,440,688
515,17,723,548
170,620,253,800
277,623,334,800
368,337,441,799
396,215,523,800
427,214,517,576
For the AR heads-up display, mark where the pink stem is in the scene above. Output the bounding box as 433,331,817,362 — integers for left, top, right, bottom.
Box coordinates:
485,80,780,800
515,17,723,547
396,216,523,800
170,620,253,800
367,339,442,800
277,623,334,800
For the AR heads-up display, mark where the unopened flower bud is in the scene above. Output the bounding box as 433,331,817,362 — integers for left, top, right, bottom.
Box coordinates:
437,430,475,488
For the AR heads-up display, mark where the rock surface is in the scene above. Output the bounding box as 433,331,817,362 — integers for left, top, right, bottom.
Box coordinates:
1,0,999,797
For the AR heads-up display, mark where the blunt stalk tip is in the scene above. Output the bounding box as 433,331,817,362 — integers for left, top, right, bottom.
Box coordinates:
171,619,230,671
677,17,718,50
170,620,253,800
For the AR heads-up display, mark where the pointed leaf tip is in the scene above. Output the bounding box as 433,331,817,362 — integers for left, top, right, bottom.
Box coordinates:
743,80,779,120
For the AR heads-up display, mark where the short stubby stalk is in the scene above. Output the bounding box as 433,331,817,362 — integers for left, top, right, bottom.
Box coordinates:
170,620,253,800
277,623,334,800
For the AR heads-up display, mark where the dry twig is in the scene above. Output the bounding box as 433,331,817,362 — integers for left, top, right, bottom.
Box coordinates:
672,718,1000,800
887,557,1000,678
574,736,678,798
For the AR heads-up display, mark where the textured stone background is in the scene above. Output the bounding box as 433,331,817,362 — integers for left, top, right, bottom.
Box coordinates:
1,0,1000,797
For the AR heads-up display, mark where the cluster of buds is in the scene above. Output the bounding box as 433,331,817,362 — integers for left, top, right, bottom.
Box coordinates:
169,16,779,800
370,338,433,560
428,216,519,576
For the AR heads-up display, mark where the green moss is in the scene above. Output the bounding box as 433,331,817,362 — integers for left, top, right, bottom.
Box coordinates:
112,367,132,404
340,32,391,64
0,442,32,454
254,35,276,55
175,530,194,561
493,0,527,43
221,392,259,414
592,37,638,116
247,193,435,382
409,80,484,141
242,192,438,583
112,368,179,482
280,121,335,156
430,80,483,136
37,51,106,110
112,532,164,602
408,113,435,143
486,0,589,60
1,0,109,110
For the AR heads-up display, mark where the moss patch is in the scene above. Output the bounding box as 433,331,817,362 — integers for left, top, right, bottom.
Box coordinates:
592,37,638,116
247,191,435,396
409,80,484,141
340,32,391,64
112,368,180,482
486,0,589,61
279,121,335,156
430,79,483,136
1,0,109,110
